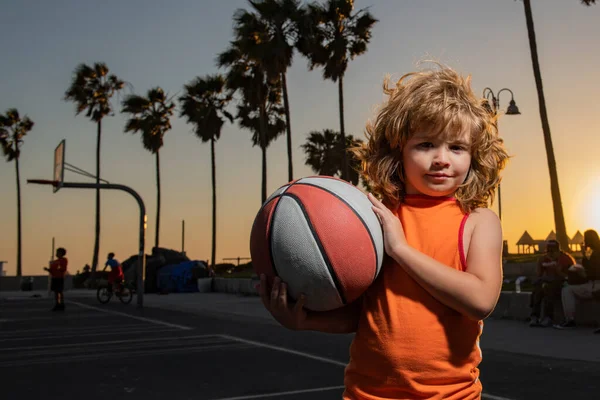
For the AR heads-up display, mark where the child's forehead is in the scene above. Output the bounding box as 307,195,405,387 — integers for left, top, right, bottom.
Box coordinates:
410,128,471,143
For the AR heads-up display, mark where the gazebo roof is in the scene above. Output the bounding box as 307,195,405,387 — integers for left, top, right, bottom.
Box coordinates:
517,230,536,245
545,231,557,241
571,230,585,245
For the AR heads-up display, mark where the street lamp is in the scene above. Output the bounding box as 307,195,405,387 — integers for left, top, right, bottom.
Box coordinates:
482,87,521,222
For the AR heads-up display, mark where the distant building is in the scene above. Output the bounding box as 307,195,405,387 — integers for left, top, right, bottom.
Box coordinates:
515,230,585,254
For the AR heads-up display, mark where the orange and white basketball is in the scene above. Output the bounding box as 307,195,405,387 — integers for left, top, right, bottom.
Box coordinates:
250,176,384,311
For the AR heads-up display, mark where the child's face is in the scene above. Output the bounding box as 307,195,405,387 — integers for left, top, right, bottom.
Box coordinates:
402,129,472,197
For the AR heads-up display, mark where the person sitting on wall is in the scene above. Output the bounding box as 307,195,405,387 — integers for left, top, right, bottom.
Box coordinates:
529,240,574,327
555,229,600,330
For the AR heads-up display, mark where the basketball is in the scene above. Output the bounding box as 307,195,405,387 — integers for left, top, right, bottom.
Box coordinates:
250,176,384,311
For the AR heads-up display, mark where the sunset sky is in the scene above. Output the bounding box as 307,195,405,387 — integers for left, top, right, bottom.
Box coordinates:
1,0,599,276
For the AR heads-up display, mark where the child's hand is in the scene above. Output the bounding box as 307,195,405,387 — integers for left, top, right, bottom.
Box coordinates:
257,274,307,330
368,192,407,257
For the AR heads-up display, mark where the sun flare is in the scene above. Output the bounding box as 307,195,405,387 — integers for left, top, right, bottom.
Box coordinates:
580,176,600,233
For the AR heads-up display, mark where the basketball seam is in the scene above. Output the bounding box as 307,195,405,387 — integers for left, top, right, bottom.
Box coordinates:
266,197,282,278
282,192,347,305
293,181,379,281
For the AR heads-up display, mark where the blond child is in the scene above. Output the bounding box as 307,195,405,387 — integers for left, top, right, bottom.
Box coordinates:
259,64,509,399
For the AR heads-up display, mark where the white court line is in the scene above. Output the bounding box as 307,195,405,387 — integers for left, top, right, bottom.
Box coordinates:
0,343,252,368
209,386,346,400
219,334,347,367
0,313,113,323
0,323,149,335
70,300,192,330
482,394,515,400
219,335,515,400
1,334,225,352
0,328,178,342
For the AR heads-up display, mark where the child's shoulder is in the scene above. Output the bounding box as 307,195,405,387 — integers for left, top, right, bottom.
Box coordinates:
467,207,499,225
463,208,501,242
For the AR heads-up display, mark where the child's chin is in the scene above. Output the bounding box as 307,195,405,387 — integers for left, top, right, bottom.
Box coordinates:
421,186,456,197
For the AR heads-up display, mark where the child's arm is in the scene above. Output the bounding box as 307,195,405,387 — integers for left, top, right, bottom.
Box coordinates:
47,260,58,274
392,208,502,321
258,275,361,334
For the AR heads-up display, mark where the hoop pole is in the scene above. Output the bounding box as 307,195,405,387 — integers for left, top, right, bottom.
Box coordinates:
28,180,147,308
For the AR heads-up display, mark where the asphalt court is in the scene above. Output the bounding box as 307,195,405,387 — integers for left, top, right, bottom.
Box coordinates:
0,297,350,400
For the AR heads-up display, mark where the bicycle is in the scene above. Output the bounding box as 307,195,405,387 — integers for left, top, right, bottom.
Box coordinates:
96,280,134,305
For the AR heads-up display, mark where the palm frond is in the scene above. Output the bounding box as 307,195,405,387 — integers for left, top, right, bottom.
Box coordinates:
121,86,173,154
64,62,124,122
179,74,233,143
297,0,377,82
0,108,34,161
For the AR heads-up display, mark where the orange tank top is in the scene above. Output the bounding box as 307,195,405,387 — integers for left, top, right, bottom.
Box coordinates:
344,195,483,400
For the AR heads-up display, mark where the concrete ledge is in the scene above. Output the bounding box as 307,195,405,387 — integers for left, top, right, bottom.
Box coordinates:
212,277,259,296
0,275,73,292
491,291,600,326
207,278,599,327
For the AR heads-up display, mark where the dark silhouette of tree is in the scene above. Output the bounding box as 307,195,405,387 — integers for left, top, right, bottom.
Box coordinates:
64,62,124,278
0,109,34,276
122,87,175,249
521,0,596,250
301,128,369,189
234,0,301,182
297,0,377,180
218,41,286,204
180,75,233,270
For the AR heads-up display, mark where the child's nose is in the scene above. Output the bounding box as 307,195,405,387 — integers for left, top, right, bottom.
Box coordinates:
432,149,451,166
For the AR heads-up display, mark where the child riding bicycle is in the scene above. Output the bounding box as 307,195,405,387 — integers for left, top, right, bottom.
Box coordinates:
102,252,124,293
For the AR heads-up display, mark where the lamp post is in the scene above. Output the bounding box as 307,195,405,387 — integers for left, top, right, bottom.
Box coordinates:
482,88,521,222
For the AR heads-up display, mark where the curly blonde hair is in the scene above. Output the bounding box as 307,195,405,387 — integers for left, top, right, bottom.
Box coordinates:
353,65,509,213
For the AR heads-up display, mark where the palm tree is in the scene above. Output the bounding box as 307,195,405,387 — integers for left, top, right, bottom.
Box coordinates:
217,41,286,204
121,87,175,250
179,75,233,271
0,109,34,277
64,62,124,277
233,0,301,183
297,0,377,181
521,0,595,250
301,129,368,188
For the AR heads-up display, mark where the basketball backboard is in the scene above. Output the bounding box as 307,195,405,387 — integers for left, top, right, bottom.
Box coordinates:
53,140,65,192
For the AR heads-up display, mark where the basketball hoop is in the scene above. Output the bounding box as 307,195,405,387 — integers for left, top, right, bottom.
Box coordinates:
27,179,59,187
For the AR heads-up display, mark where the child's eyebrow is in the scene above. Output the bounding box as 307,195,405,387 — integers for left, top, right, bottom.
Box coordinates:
450,139,471,147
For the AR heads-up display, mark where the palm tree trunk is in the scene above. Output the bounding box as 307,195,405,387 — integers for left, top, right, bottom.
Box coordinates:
338,76,349,181
523,0,569,250
90,119,101,284
210,137,217,270
281,72,293,182
155,151,161,250
261,144,267,205
259,104,268,204
15,151,22,277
